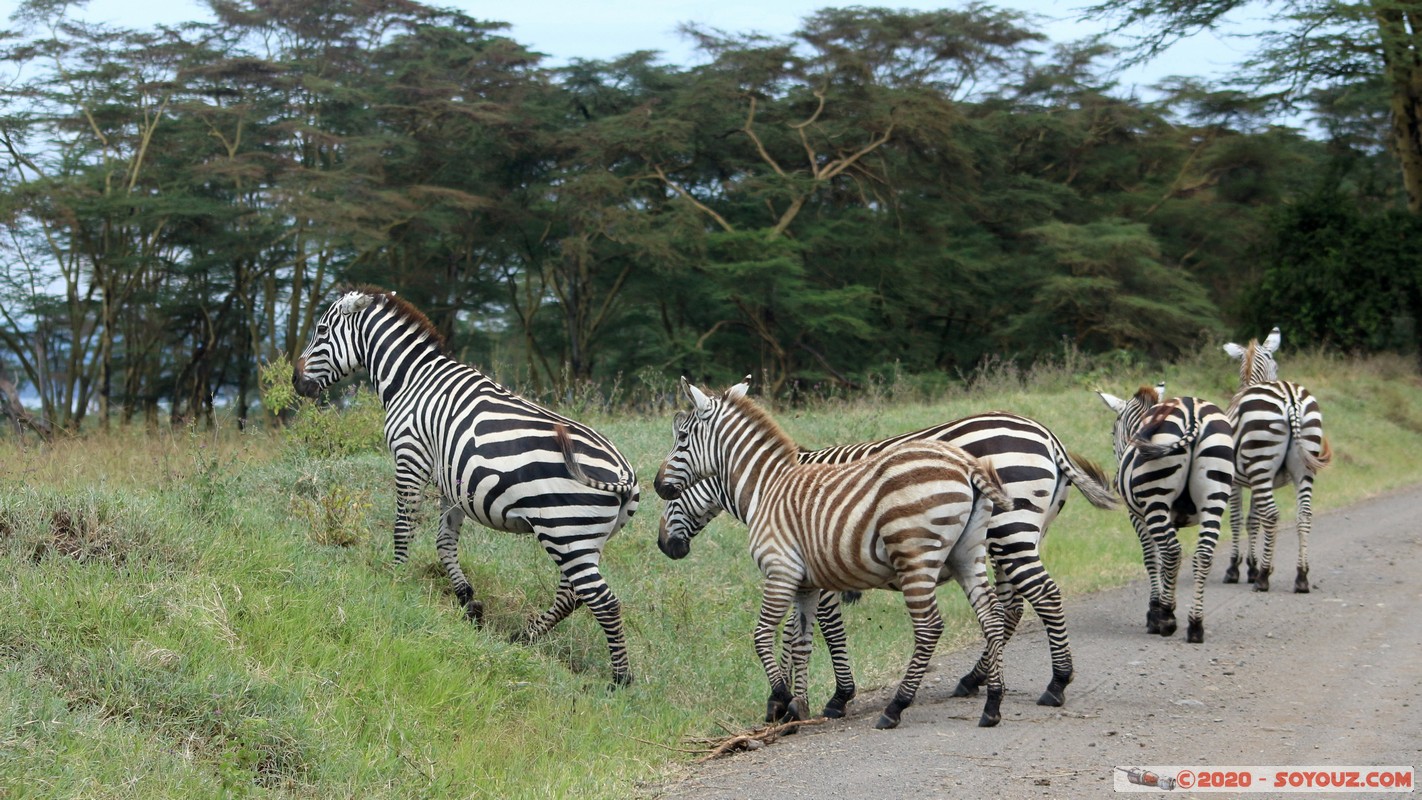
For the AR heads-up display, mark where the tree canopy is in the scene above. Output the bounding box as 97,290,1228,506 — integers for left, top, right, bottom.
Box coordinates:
0,0,1414,432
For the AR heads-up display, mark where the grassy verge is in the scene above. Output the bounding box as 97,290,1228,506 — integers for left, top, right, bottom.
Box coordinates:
2,349,1419,798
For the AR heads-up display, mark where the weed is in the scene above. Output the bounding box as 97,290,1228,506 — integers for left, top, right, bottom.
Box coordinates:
290,480,374,548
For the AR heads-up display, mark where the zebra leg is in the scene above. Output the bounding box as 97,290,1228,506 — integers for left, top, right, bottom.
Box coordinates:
783,590,817,727
952,553,1016,699
754,578,799,724
435,497,482,623
391,469,425,566
532,531,630,688
1224,485,1245,583
814,590,856,719
1187,511,1224,644
1251,486,1281,593
876,565,947,730
1245,494,1262,584
950,546,1006,728
1146,509,1181,638
1129,514,1165,634
1013,562,1073,706
1293,474,1316,593
517,576,581,642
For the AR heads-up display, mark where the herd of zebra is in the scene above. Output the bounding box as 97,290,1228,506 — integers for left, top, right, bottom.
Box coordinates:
292,286,1331,732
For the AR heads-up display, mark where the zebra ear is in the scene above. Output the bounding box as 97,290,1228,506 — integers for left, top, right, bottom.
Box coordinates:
726,377,749,401
1097,391,1125,414
336,291,374,316
1223,342,1246,360
1263,326,1281,353
1154,381,1166,402
681,376,711,413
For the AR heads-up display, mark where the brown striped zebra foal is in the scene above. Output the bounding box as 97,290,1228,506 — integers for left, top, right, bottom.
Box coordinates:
653,378,1015,730
1222,327,1332,593
657,410,1119,711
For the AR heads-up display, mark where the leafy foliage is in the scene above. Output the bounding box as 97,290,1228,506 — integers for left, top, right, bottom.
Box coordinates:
0,0,1417,427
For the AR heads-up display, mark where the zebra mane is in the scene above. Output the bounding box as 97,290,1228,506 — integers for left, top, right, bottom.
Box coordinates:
724,391,800,456
352,285,448,353
1133,384,1159,406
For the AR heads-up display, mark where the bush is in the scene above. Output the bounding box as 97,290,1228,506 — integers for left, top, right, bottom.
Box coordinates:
257,355,385,457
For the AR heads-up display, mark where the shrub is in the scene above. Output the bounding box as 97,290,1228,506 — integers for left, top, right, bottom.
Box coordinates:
257,355,384,457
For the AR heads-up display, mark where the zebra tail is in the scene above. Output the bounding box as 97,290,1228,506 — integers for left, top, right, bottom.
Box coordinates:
970,460,1026,513
841,590,863,605
1131,414,1200,461
553,424,638,497
1288,405,1333,472
1058,449,1120,510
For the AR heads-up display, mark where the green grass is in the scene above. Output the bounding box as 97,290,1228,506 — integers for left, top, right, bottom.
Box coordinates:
2,348,1421,798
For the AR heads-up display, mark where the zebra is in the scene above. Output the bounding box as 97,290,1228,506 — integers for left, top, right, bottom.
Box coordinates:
291,288,640,686
654,377,1012,730
1222,327,1332,593
657,409,1118,712
1097,385,1234,643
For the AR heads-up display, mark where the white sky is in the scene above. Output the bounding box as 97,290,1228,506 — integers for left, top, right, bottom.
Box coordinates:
3,0,1265,97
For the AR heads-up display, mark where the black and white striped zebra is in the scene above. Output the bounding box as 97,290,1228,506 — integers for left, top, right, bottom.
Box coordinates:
657,410,1118,711
1097,385,1234,643
654,378,1012,730
1222,327,1332,593
292,288,640,685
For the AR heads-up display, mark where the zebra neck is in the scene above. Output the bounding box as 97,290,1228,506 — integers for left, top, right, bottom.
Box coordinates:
359,320,445,405
716,426,798,524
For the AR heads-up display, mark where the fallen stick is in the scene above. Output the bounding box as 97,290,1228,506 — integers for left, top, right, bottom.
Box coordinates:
694,717,832,763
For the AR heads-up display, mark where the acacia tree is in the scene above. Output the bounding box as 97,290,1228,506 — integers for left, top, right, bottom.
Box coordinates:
1086,0,1422,213
0,7,195,429
633,6,1045,392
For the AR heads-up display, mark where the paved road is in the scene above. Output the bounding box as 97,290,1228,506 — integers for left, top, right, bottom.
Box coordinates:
657,486,1422,799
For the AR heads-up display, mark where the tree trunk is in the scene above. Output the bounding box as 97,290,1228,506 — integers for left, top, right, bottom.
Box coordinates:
1376,3,1422,213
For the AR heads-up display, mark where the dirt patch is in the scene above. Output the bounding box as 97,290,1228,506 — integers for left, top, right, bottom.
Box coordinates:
656,485,1422,799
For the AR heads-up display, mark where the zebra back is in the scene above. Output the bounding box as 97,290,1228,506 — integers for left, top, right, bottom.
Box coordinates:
660,411,1115,549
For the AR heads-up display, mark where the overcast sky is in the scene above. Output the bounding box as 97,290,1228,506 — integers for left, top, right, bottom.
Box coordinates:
11,0,1265,96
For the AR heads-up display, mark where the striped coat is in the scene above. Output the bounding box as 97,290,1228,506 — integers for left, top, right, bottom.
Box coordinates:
1098,385,1234,643
293,289,640,685
658,410,1117,713
655,379,1011,730
1222,327,1331,593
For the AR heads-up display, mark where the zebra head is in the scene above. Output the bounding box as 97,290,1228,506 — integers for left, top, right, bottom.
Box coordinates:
652,376,750,501
1223,326,1280,388
293,291,375,398
1097,384,1161,463
656,480,726,559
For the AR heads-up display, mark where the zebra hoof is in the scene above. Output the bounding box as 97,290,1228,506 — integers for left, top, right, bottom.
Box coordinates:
607,671,633,691
951,675,980,698
1155,607,1177,637
1223,565,1239,584
463,599,484,625
1186,618,1204,643
1146,599,1164,634
1038,670,1070,707
874,707,903,730
1253,575,1271,593
1294,569,1310,593
765,690,796,724
781,697,810,733
822,691,854,719
980,687,1004,727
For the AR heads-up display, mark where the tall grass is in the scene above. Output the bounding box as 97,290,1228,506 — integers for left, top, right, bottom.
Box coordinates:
2,348,1420,798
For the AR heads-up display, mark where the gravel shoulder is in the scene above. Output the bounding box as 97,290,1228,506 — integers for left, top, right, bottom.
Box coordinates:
655,485,1422,799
